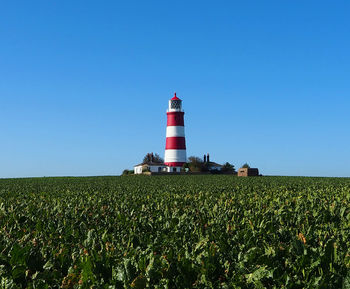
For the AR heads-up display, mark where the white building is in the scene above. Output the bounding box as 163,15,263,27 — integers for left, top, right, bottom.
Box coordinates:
133,162,167,174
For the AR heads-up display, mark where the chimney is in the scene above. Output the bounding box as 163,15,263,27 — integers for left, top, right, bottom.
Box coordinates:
207,153,210,163
204,154,206,162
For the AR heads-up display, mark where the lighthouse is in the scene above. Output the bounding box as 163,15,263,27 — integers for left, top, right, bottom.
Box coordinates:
164,93,187,172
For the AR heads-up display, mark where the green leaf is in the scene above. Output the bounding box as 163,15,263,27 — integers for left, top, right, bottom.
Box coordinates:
130,275,147,288
343,270,350,289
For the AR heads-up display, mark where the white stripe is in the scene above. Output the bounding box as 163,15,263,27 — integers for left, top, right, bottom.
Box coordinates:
166,126,185,137
164,149,187,163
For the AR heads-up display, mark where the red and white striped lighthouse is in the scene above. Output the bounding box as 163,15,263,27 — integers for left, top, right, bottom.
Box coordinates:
164,93,186,172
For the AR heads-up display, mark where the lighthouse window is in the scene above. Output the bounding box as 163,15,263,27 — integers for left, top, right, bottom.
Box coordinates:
171,100,181,109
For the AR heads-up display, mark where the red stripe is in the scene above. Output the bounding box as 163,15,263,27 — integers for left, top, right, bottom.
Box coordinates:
164,162,185,167
165,136,186,150
167,111,184,126
165,137,186,149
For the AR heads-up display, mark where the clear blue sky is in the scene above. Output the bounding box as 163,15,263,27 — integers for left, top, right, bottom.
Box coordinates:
1,0,349,178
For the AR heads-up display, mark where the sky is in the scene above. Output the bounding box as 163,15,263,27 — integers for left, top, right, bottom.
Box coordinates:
0,0,349,178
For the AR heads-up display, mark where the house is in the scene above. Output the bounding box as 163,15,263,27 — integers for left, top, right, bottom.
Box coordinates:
207,162,223,171
203,153,223,172
133,152,227,175
134,162,167,174
237,167,259,177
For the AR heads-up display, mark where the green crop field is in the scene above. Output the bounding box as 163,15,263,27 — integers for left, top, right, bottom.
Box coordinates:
0,175,350,288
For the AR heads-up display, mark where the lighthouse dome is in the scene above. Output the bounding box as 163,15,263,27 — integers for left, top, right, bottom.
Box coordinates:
171,93,180,101
168,93,182,112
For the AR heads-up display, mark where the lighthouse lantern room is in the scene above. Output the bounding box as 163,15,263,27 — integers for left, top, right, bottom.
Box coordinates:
164,93,187,172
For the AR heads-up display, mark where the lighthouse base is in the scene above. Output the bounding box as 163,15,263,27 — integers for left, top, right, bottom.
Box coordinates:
164,162,185,167
166,166,182,173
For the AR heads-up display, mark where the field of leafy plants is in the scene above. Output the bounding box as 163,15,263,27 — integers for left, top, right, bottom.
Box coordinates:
0,175,350,288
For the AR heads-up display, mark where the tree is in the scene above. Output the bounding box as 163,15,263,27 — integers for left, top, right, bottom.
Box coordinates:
122,169,134,176
182,162,190,172
188,156,203,164
187,156,206,172
242,163,250,168
142,153,164,164
222,162,235,173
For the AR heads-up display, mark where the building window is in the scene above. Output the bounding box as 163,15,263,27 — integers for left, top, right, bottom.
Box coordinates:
158,167,161,172
173,168,177,172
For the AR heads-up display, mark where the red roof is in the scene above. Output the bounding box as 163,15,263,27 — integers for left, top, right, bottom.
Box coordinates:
171,92,181,101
